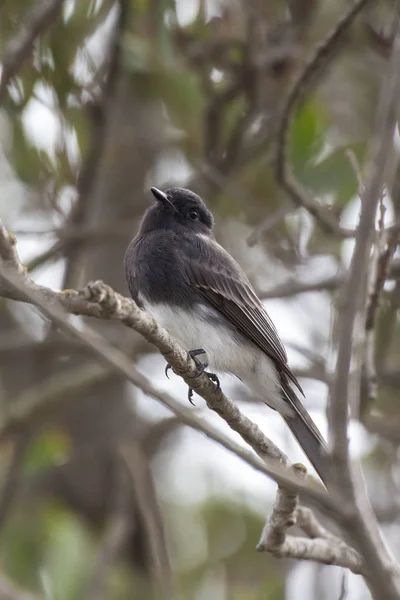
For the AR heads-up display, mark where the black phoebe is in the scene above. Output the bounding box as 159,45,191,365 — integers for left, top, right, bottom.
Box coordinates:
124,187,328,484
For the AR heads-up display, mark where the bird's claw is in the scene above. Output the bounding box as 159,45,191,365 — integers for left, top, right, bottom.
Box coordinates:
188,387,196,406
165,348,207,381
206,372,220,389
187,348,220,405
165,349,219,405
165,363,172,379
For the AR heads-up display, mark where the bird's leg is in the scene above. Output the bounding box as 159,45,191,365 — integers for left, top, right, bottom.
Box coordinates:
165,348,208,380
189,348,209,370
164,349,220,404
186,348,220,405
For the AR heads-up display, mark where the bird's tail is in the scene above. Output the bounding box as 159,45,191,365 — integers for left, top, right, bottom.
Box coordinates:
280,377,329,487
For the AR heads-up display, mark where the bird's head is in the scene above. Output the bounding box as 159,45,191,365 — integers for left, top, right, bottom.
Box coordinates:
139,187,214,235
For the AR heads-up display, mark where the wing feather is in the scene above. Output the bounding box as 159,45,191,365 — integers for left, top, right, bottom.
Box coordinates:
181,234,303,393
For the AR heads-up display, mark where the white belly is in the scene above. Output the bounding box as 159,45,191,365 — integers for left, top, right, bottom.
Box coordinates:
140,297,290,414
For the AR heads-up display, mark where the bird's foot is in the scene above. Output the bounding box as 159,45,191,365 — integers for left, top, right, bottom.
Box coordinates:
164,348,208,379
186,348,220,406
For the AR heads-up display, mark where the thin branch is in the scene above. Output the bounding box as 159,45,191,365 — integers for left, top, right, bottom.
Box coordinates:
276,0,373,238
85,456,132,600
0,363,112,440
327,9,400,599
0,436,29,537
0,0,65,104
329,10,400,462
296,506,341,542
26,240,64,272
257,469,365,575
258,534,365,575
257,464,306,551
257,273,344,300
360,230,399,416
120,445,174,598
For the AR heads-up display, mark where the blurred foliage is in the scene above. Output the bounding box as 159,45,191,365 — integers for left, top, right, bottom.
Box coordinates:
0,0,399,598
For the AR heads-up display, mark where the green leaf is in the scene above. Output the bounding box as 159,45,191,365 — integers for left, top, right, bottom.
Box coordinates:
11,118,45,185
42,507,94,600
23,430,71,476
304,141,366,207
289,98,326,172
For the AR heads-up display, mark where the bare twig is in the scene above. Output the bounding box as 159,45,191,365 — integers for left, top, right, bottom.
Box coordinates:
0,363,112,440
361,230,399,416
257,463,306,551
257,466,364,574
0,0,65,104
296,506,340,542
26,240,64,272
257,273,344,300
258,498,364,575
276,0,372,238
258,534,365,575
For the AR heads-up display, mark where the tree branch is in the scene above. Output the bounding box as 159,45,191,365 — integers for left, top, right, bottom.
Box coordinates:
259,533,365,575
257,469,365,575
257,273,344,300
257,464,306,551
85,456,132,600
360,229,399,417
0,0,65,104
327,8,400,599
275,0,372,238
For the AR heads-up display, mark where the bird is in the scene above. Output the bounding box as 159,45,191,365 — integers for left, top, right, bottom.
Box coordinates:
124,186,329,484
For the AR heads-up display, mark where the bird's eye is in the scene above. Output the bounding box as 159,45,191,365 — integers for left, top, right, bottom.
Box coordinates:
188,210,199,220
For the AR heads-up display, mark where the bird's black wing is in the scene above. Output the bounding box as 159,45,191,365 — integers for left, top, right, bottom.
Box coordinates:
181,233,301,392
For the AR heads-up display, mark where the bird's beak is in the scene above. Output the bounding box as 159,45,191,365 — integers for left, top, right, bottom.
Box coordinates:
150,187,176,211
